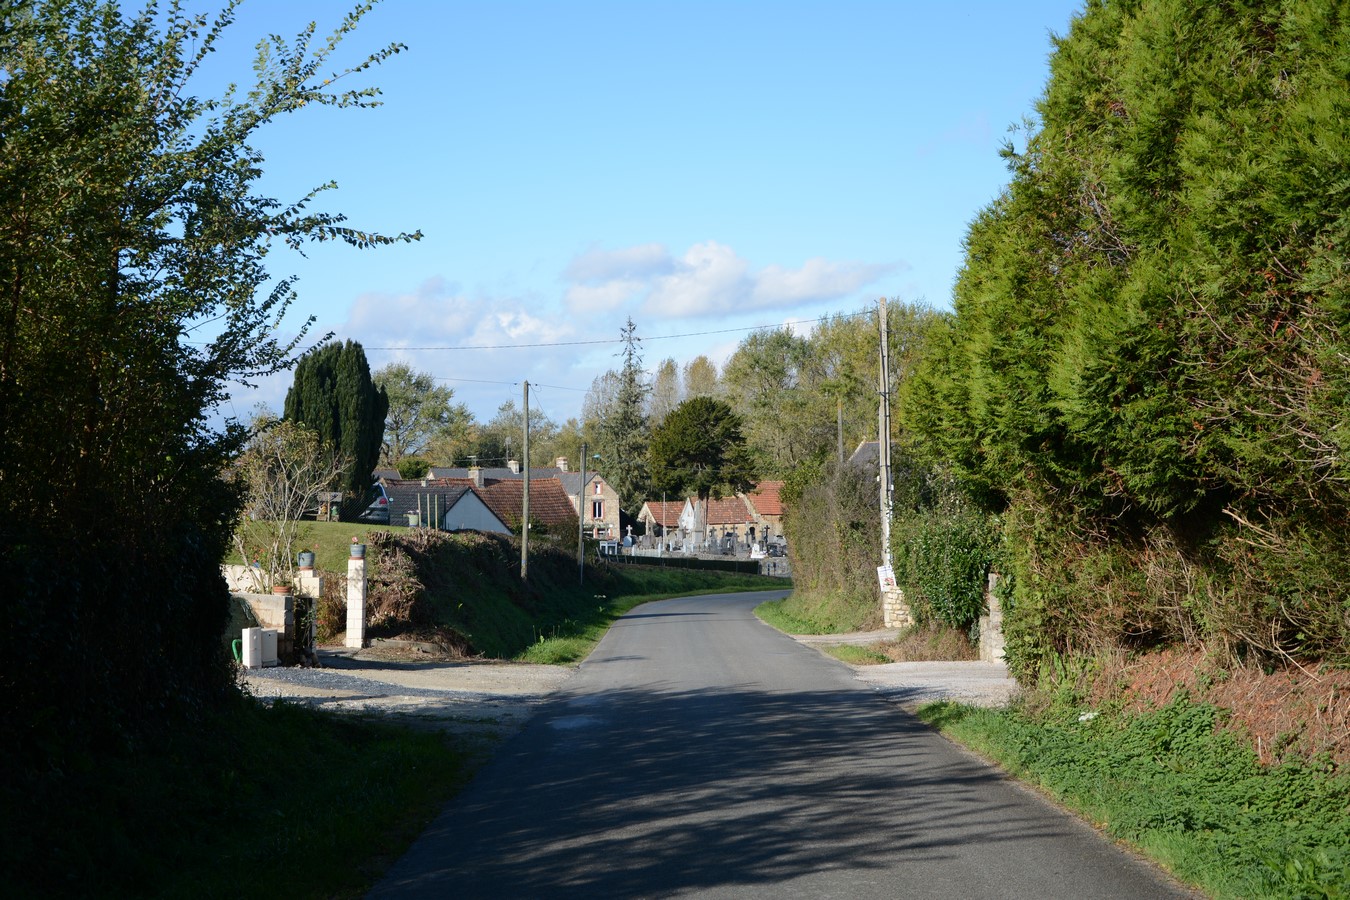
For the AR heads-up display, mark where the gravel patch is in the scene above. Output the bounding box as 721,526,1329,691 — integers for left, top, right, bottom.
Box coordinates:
788,630,1019,709
241,648,574,742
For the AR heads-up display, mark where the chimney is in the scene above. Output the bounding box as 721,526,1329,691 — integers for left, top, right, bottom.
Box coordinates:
556,456,569,472
468,465,483,488
507,458,520,474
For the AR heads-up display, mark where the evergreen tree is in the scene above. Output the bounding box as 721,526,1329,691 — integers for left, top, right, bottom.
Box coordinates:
648,397,753,502
905,0,1350,671
284,340,388,497
595,317,650,510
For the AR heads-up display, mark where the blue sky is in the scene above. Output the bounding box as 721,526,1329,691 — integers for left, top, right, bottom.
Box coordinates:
206,0,1085,426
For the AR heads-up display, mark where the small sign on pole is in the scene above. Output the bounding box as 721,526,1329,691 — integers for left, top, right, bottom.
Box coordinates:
877,564,897,592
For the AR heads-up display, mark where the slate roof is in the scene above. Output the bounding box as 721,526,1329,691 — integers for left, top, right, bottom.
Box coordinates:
556,471,605,498
381,480,474,519
428,466,564,481
745,481,785,517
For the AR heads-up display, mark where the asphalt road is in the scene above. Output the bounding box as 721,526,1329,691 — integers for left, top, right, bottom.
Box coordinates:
369,590,1193,899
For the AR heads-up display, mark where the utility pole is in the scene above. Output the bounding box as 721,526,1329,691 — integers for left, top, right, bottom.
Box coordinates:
521,380,530,581
837,397,845,465
878,298,894,571
578,441,586,585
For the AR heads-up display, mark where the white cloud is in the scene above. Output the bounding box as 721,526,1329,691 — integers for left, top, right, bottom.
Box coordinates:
562,240,897,319
644,241,751,317
565,242,674,282
564,279,646,314
751,257,894,306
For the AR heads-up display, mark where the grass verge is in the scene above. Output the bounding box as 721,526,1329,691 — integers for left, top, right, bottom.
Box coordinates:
754,589,879,634
917,696,1350,898
3,696,471,899
818,644,891,665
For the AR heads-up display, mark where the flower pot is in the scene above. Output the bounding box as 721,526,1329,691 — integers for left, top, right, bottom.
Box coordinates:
350,543,366,559
272,584,292,595
297,551,315,569
406,512,420,527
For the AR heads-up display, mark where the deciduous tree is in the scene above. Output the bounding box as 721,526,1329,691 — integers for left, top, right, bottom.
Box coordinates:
0,0,415,749
373,362,470,465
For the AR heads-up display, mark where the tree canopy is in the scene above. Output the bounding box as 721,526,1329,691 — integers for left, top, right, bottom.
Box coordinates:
648,396,753,502
284,340,388,497
903,0,1350,671
373,362,470,465
0,0,414,751
592,317,650,510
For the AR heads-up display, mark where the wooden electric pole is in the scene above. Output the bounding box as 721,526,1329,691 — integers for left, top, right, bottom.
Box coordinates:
578,441,586,585
878,299,894,571
521,380,530,581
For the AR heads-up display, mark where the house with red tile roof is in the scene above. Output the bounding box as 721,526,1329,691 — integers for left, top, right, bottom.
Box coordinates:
431,475,578,535
743,480,785,544
638,481,787,552
636,500,683,545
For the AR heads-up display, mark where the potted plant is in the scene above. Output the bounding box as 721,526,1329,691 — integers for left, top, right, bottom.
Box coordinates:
297,549,316,569
272,580,293,595
350,536,366,559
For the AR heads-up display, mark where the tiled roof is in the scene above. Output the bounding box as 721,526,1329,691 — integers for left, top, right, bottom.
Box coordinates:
639,500,684,528
557,471,606,497
745,481,785,517
704,496,755,526
439,476,578,527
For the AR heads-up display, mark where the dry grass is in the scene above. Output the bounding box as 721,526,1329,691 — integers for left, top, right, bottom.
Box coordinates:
877,623,978,662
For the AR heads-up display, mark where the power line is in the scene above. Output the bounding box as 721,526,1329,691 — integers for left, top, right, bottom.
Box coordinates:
363,310,873,353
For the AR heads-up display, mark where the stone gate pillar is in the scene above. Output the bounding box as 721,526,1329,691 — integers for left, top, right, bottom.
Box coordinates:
346,547,367,649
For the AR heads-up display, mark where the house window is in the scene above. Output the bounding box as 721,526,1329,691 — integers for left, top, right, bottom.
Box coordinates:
592,500,603,520
594,482,601,496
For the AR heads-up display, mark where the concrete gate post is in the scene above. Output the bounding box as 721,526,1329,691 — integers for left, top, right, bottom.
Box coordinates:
346,553,366,649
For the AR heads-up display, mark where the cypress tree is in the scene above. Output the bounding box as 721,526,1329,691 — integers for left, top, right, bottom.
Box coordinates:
284,340,387,497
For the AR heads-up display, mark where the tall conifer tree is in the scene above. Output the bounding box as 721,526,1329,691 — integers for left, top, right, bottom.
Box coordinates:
284,340,388,496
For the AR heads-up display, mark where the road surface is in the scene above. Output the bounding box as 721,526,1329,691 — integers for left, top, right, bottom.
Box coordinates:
369,590,1193,899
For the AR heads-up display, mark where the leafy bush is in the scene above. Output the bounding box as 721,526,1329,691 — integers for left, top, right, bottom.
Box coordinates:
890,466,999,632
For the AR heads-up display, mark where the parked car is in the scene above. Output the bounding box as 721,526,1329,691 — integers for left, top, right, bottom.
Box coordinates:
357,483,390,524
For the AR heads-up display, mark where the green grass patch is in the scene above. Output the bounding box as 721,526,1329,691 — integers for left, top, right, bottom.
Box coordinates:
2,696,472,899
225,520,393,574
917,696,1350,898
754,590,876,634
820,644,891,665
